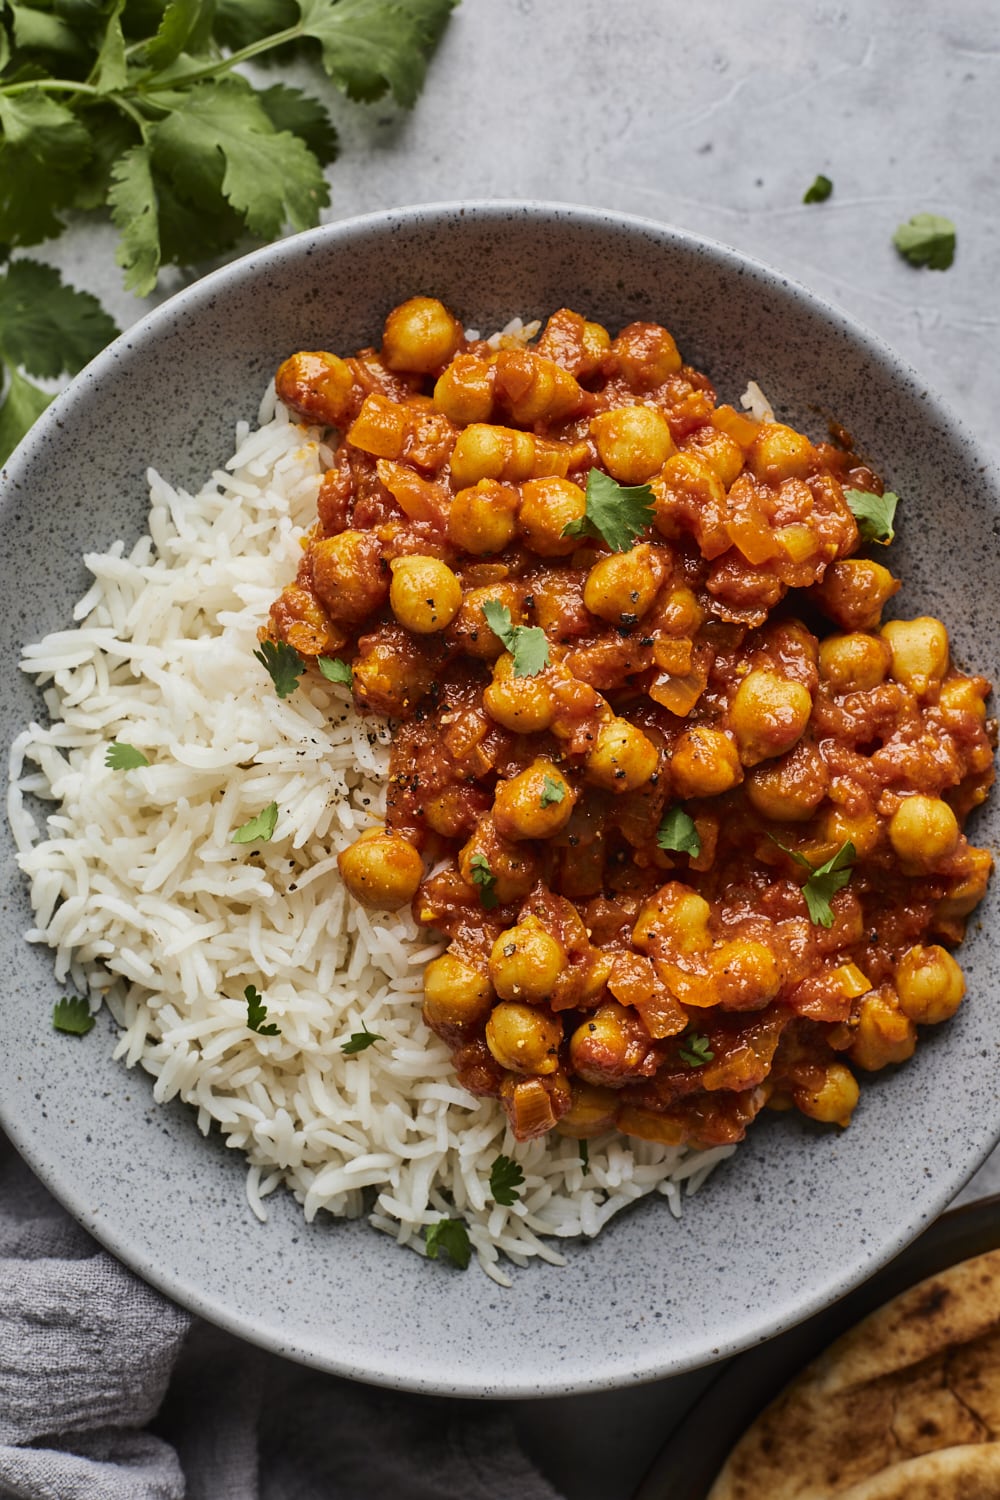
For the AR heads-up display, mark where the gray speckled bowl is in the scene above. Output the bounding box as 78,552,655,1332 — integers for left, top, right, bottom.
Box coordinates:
1,202,998,1397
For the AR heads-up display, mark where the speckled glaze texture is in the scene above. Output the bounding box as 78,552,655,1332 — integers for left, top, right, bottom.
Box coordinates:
1,203,998,1398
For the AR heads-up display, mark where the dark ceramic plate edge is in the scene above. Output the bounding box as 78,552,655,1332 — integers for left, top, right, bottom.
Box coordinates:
635,1192,1000,1499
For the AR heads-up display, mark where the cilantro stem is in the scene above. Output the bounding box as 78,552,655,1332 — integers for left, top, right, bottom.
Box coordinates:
134,26,308,91
0,78,103,99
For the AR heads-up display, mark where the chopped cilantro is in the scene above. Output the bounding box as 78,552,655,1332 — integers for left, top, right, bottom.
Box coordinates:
579,1139,589,1168
489,1153,525,1206
481,599,550,678
656,806,701,858
341,1023,384,1054
893,214,956,271
561,468,656,553
803,174,833,204
232,801,279,844
539,775,566,809
104,742,150,770
318,656,353,685
253,639,304,698
679,1033,714,1067
469,852,499,910
245,983,280,1036
770,837,857,928
52,995,95,1035
843,487,898,546
424,1216,471,1269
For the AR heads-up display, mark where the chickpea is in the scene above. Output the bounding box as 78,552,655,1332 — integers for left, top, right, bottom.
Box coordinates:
794,1063,859,1127
938,677,988,722
748,423,814,483
633,885,711,951
382,295,462,374
483,652,556,732
817,805,881,860
433,354,495,425
451,583,521,661
493,759,574,841
895,944,965,1025
337,830,423,909
352,629,436,716
583,543,667,624
881,616,950,696
591,405,675,485
422,953,494,1032
584,716,659,792
388,555,463,634
581,320,612,372
888,794,960,869
274,350,356,428
569,1001,649,1086
745,741,829,822
486,1001,563,1075
811,558,900,631
612,322,682,387
730,670,813,766
518,477,587,557
670,726,742,798
684,426,744,488
448,479,519,554
818,631,893,691
850,986,917,1071
458,826,538,904
495,349,582,424
311,530,389,623
450,423,535,488
710,938,782,1010
489,918,565,1002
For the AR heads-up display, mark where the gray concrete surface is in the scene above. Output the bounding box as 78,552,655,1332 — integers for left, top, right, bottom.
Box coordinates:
10,1,1000,1494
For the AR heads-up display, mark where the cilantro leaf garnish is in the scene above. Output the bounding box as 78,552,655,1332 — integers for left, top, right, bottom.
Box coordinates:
245,983,280,1036
656,806,701,858
469,852,499,910
561,468,656,553
539,775,565,809
253,639,304,698
893,214,956,271
52,995,95,1036
318,656,353,685
679,1033,714,1067
481,600,550,678
579,1139,589,1168
489,1153,525,1206
843,487,898,546
232,801,279,844
803,174,833,204
341,1023,384,1054
105,742,150,770
770,837,857,928
424,1216,471,1269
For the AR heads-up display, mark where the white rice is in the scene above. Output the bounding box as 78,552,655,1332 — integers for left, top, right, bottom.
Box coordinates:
7,390,734,1282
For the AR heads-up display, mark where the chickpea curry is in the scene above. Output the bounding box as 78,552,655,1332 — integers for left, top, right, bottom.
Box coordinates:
265,296,995,1150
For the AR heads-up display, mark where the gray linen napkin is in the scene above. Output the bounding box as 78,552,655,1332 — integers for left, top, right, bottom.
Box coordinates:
0,1135,564,1500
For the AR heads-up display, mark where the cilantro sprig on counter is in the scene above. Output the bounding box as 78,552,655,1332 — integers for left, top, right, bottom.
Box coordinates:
481,600,549,678
803,173,833,204
0,2,458,461
770,837,857,928
0,259,119,463
562,468,656,553
843,487,898,546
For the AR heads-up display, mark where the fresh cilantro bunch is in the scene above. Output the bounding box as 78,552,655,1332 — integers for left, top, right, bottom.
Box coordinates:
0,1,458,459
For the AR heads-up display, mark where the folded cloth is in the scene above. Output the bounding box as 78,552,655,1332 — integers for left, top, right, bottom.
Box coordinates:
0,1134,564,1500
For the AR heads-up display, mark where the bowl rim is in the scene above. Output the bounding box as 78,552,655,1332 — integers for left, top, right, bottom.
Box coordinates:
2,198,999,1396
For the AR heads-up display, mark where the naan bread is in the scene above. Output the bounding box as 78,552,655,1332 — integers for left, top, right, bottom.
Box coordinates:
708,1248,1000,1499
